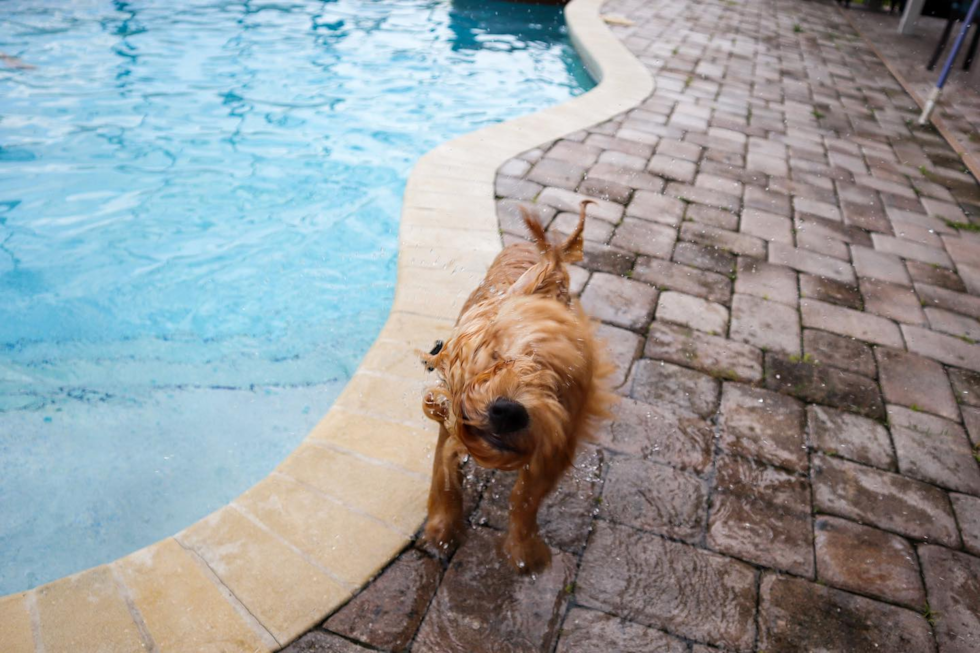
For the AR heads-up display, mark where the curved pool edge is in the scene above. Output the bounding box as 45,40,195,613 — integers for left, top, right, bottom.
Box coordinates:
0,0,654,649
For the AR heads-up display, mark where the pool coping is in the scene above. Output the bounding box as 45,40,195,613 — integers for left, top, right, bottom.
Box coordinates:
0,0,654,649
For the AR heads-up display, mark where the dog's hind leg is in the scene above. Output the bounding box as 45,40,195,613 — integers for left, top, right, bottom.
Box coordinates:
501,463,562,573
421,424,465,555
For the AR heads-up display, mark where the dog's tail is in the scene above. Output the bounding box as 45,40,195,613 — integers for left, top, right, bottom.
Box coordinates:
519,199,593,264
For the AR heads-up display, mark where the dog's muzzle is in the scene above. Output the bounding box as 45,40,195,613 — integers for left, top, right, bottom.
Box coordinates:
487,397,529,435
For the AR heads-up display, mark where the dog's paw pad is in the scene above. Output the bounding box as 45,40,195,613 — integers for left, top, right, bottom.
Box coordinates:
502,534,552,574
420,518,462,558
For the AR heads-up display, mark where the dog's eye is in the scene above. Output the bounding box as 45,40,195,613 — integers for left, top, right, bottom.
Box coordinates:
429,340,443,356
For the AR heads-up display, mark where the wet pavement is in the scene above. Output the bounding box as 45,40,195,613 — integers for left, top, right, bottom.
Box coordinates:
286,0,980,651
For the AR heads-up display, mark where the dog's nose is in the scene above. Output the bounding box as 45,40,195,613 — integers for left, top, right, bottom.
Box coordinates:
487,398,529,435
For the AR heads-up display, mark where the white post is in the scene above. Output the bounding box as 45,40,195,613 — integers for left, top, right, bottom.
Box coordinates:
899,0,927,35
918,87,943,124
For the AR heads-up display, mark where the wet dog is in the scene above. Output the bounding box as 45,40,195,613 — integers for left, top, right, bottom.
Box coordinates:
419,200,616,573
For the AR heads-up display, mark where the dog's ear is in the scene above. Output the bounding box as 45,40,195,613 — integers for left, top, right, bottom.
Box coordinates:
417,340,445,372
558,199,593,263
506,262,552,297
519,205,550,254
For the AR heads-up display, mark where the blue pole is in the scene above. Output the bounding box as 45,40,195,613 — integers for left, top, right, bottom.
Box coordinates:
920,0,980,123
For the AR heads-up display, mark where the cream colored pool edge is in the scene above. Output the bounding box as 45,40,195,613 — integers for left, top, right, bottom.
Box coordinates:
0,0,653,649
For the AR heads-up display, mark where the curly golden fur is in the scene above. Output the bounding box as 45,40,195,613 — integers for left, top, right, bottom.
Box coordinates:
419,200,616,573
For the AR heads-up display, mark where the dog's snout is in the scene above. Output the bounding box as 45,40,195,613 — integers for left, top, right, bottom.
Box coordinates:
487,398,529,435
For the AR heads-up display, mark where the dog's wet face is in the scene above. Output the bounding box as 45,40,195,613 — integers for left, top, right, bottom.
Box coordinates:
421,295,588,470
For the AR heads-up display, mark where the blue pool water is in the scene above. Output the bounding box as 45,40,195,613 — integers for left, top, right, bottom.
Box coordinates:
0,0,592,594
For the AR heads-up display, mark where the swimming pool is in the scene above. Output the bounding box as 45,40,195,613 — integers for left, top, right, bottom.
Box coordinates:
0,0,592,594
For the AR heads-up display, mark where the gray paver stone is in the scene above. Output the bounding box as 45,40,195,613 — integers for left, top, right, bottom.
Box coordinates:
473,447,601,554
708,453,814,576
951,493,980,556
925,307,980,343
656,291,729,335
765,353,885,419
626,190,687,227
325,550,441,651
734,258,798,306
802,329,877,378
852,246,912,286
596,396,713,474
610,218,676,259
799,273,863,310
903,324,980,374
814,516,925,609
907,260,967,292
413,528,574,653
769,243,856,284
580,273,658,331
633,257,731,305
860,278,926,325
554,608,688,653
877,348,959,420
812,454,960,547
807,404,895,470
757,574,935,653
577,521,758,652
601,456,707,544
628,358,720,419
673,241,737,275
281,632,375,653
718,382,807,471
729,293,801,356
918,545,980,653
644,320,763,383
801,299,903,348
680,222,765,258
887,404,980,495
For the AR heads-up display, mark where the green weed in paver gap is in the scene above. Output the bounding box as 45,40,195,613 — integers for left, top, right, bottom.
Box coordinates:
711,368,739,382
793,23,803,33
922,603,940,627
564,582,576,594
788,353,817,365
812,108,825,119
909,404,922,412
944,218,980,233
672,46,679,56
684,75,694,88
959,334,977,345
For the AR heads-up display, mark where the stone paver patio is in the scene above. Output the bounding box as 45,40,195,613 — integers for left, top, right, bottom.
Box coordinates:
287,0,980,651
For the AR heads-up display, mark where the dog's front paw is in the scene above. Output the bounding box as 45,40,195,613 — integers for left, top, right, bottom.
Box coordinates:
502,533,552,574
420,515,463,558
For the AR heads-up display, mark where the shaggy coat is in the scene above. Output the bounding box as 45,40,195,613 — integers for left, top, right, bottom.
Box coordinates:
420,201,616,572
